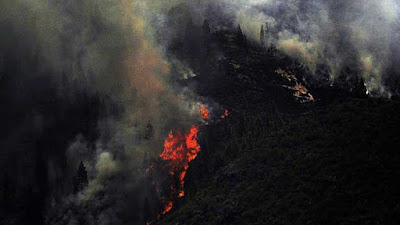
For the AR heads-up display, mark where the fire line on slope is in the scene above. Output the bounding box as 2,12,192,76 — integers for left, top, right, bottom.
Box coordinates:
158,125,200,215
157,105,229,218
276,68,315,102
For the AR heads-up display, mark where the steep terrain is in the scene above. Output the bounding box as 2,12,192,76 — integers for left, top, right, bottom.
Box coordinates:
157,29,400,225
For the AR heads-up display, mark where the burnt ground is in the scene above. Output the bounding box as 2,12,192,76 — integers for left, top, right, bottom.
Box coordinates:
156,28,400,225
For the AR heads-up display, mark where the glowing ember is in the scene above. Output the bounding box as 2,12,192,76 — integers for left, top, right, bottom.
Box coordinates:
200,104,209,120
276,68,315,102
159,125,201,215
160,126,200,171
145,164,154,174
161,201,173,215
276,68,296,81
221,109,229,119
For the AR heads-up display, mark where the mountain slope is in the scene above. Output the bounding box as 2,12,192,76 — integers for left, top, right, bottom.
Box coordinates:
157,29,400,225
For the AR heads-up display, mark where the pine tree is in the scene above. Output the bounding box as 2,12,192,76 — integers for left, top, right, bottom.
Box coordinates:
2,173,14,204
236,24,244,45
202,19,211,35
243,34,248,50
143,197,151,222
142,150,149,175
73,162,88,193
353,77,368,98
260,24,265,47
185,19,194,39
144,120,154,141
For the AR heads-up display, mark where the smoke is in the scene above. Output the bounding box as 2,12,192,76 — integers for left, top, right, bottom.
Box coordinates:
2,0,400,223
209,0,400,95
144,0,400,94
276,31,319,71
1,0,206,224
130,0,400,94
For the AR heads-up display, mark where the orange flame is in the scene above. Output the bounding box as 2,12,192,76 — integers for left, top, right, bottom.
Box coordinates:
159,125,200,215
200,104,209,120
161,201,173,215
145,164,154,174
221,109,229,119
276,69,315,102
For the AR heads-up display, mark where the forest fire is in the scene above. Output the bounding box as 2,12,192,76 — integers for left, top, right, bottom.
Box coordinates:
159,125,200,215
221,109,229,119
276,69,315,102
292,83,314,101
145,164,154,174
161,201,173,215
200,104,209,120
157,105,229,217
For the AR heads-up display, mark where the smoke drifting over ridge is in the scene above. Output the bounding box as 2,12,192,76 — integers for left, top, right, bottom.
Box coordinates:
149,0,400,94
217,0,400,95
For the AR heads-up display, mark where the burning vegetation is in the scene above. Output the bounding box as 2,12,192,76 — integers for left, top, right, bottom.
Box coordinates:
145,104,231,221
276,68,315,102
158,125,201,215
155,104,229,218
200,104,210,120
221,109,229,119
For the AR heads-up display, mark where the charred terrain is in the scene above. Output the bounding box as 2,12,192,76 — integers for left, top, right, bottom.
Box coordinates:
2,3,400,225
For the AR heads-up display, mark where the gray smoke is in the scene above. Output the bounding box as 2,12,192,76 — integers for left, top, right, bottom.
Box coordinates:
215,0,400,95
149,0,400,94
2,0,399,224
1,0,204,224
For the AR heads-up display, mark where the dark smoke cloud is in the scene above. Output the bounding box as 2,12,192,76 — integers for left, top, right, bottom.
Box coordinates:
1,0,204,224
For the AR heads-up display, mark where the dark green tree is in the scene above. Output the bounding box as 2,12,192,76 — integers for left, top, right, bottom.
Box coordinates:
353,77,368,98
260,24,265,47
243,34,248,50
236,24,244,45
1,172,15,213
144,120,154,141
73,161,88,193
142,150,149,175
202,19,211,35
143,197,151,222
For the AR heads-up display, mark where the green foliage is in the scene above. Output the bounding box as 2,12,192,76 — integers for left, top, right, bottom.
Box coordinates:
158,24,400,225
158,98,400,225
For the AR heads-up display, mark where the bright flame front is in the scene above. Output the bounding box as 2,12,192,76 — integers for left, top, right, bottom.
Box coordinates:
159,125,200,215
